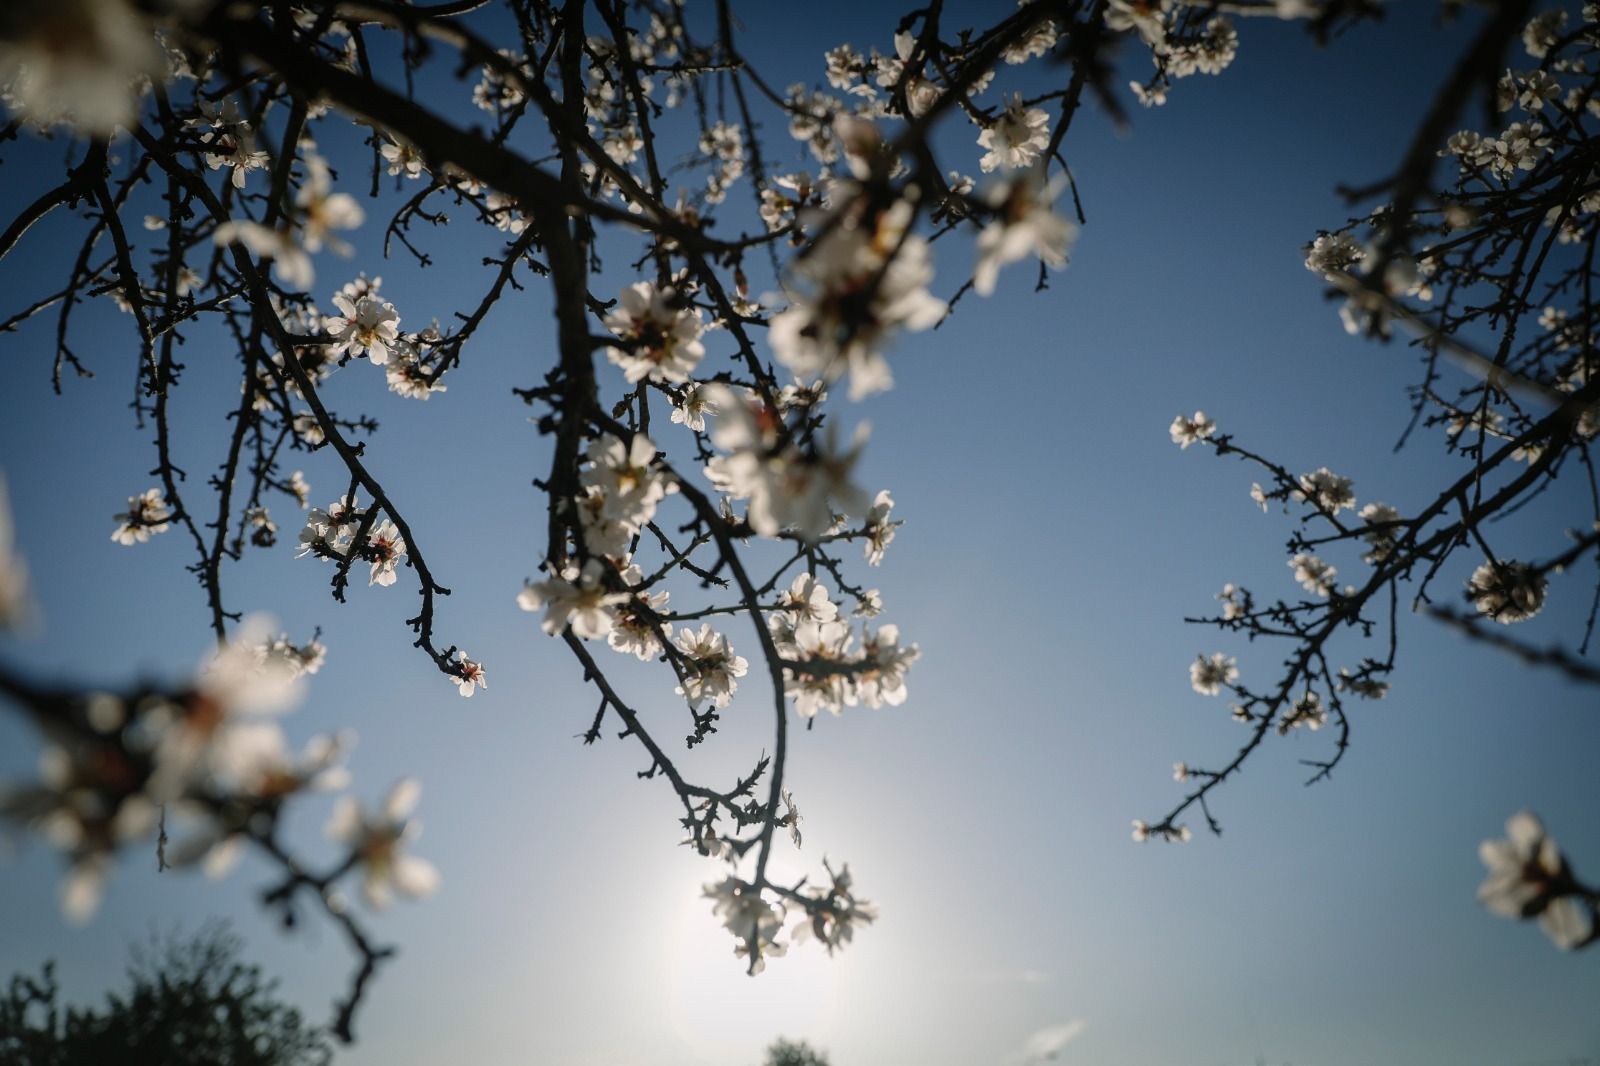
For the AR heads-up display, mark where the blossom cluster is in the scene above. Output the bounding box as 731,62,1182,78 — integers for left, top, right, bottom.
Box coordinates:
703,859,878,974
0,622,436,923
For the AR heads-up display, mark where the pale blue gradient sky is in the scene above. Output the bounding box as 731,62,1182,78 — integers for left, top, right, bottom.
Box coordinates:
1,3,1598,1065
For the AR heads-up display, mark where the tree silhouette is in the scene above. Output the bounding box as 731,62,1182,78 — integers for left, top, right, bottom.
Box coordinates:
0,923,333,1066
764,1037,831,1066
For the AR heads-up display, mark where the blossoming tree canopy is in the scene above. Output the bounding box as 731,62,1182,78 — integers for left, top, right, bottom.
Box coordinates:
0,0,1597,1050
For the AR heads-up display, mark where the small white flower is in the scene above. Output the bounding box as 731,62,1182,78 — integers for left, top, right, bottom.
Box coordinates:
772,576,831,629
1004,7,1059,63
1358,502,1401,563
1189,653,1238,696
1169,411,1216,448
670,383,720,432
703,387,872,541
862,490,899,566
857,623,920,709
674,624,748,709
1466,560,1547,623
1522,9,1567,58
1278,690,1327,733
385,348,448,400
111,488,173,545
325,293,401,365
1304,233,1365,278
781,788,803,848
1337,668,1389,700
977,93,1050,172
1294,467,1356,513
381,139,427,178
603,282,706,384
1289,553,1337,597
607,585,670,661
704,876,787,973
581,432,673,534
366,520,407,586
790,862,877,955
451,652,487,698
518,559,628,639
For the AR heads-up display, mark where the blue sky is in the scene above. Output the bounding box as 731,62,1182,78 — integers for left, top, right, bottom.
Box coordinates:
1,2,1598,1064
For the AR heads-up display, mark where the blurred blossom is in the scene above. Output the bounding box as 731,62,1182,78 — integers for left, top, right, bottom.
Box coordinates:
0,473,31,628
1479,811,1595,950
326,779,440,909
0,0,164,134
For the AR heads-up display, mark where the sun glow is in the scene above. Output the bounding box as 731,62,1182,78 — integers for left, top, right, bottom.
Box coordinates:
666,860,847,1060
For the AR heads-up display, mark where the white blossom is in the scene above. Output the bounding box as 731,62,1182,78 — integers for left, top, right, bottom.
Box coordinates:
1104,0,1172,46
326,780,440,909
450,652,488,698
1278,690,1327,733
1004,6,1059,64
857,623,919,708
214,157,363,290
381,139,427,178
1337,668,1389,700
1358,502,1401,563
1466,560,1547,623
325,292,402,365
781,788,803,848
973,172,1076,296
1478,811,1594,950
1304,233,1365,278
863,490,898,565
1216,583,1246,621
670,382,720,432
518,559,628,639
1189,653,1238,696
977,93,1050,172
366,519,408,587
790,863,877,954
385,348,448,400
1294,467,1356,513
581,432,673,534
779,573,838,625
1169,410,1216,448
674,624,748,709
769,199,945,401
603,282,706,384
785,619,855,718
1289,552,1336,597
607,584,670,661
111,488,172,545
1523,9,1567,58
704,876,787,973
703,386,872,541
